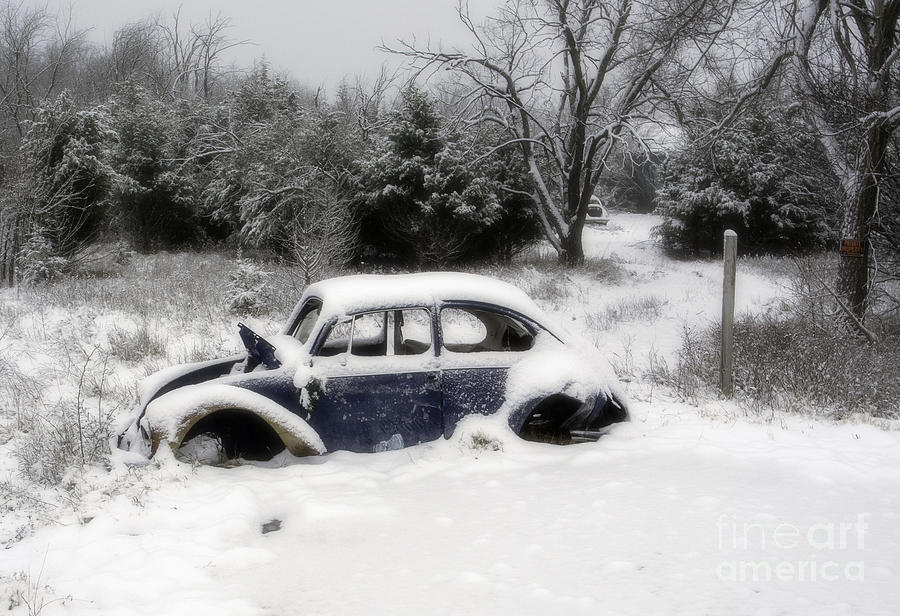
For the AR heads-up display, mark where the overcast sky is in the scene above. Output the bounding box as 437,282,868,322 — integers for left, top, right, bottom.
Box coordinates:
41,0,501,90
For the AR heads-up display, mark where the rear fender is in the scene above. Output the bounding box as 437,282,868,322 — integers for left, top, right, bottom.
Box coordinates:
509,390,629,443
507,393,586,436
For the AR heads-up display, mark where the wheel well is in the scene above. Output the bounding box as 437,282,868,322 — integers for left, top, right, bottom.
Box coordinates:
595,393,628,427
180,409,287,461
517,394,583,444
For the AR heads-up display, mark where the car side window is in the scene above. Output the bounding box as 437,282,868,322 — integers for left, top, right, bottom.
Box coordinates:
440,307,534,352
316,308,433,357
318,318,353,357
351,311,387,356
392,308,432,356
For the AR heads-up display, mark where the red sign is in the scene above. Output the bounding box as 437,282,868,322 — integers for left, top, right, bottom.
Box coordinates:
840,239,865,258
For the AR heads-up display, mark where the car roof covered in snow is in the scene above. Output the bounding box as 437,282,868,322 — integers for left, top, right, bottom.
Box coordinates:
284,272,553,331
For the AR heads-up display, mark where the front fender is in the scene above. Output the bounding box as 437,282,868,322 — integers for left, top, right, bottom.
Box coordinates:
143,384,326,458
115,355,244,451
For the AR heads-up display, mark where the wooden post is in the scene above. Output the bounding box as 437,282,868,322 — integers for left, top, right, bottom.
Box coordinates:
720,230,737,397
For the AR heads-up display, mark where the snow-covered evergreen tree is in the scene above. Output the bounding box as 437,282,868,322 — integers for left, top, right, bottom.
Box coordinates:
202,67,359,280
18,91,114,256
655,103,838,255
107,83,196,251
359,88,506,266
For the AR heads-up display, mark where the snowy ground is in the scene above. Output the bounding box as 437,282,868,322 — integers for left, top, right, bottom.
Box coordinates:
2,213,899,615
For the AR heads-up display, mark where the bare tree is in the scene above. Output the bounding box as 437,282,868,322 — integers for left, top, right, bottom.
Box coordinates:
282,178,358,284
786,0,900,321
156,8,246,100
191,13,245,99
107,19,169,96
0,2,84,148
333,67,397,142
388,0,763,265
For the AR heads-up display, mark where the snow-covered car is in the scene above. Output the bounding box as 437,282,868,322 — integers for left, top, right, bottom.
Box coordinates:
585,195,609,225
117,273,628,461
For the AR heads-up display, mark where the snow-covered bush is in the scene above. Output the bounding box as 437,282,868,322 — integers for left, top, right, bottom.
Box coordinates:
654,103,838,256
110,240,135,266
225,257,270,315
359,87,540,266
15,398,113,486
203,70,359,279
108,83,197,251
585,295,666,331
464,430,504,453
17,232,69,284
667,304,900,418
17,92,114,257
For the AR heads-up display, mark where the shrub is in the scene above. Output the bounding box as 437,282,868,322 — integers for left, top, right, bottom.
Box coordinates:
654,103,838,256
203,73,361,277
17,232,69,284
225,257,270,315
585,295,666,331
15,398,113,485
107,324,167,362
16,91,114,259
67,241,136,279
465,430,504,453
359,87,540,266
108,83,198,251
666,312,900,418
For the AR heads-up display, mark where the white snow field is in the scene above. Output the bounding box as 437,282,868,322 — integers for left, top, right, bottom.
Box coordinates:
3,213,900,615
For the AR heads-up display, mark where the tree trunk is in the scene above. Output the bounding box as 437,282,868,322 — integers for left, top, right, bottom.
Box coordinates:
559,228,585,266
837,123,887,321
1,220,20,287
837,199,871,320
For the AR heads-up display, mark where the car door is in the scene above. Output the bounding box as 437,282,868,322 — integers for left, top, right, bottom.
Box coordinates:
308,307,442,453
438,303,538,437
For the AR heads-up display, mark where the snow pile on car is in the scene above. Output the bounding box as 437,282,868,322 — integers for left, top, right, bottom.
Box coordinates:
501,335,616,412
284,272,564,339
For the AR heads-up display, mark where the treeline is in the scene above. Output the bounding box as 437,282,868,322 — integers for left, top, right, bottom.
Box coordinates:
14,72,546,276
0,1,883,288
0,5,550,285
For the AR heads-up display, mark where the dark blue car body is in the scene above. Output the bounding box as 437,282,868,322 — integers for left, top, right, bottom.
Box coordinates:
119,273,628,460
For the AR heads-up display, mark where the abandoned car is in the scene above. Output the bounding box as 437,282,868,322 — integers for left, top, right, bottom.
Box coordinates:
585,195,610,225
117,273,628,461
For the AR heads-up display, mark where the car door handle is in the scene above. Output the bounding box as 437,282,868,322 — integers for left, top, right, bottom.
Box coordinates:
426,371,440,382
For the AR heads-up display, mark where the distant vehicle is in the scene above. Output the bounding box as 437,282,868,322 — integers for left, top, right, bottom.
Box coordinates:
117,273,628,462
585,195,610,225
